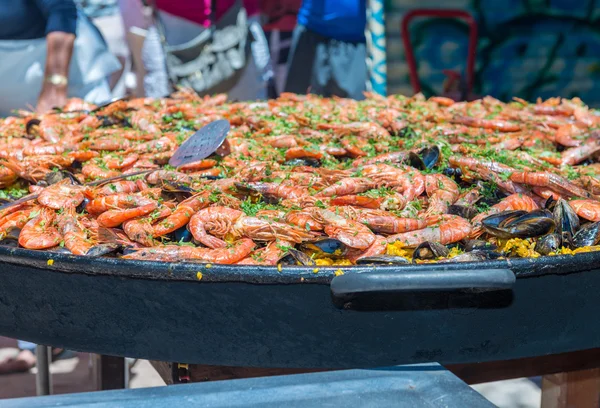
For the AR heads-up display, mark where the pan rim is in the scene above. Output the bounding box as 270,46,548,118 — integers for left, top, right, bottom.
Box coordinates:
0,245,598,284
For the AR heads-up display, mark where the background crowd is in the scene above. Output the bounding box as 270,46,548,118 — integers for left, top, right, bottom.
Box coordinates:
0,0,368,117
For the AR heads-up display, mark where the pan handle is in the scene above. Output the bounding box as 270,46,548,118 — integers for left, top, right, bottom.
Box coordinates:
330,269,515,297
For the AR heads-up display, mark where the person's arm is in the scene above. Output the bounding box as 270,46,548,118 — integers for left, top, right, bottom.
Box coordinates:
35,0,78,113
37,31,75,113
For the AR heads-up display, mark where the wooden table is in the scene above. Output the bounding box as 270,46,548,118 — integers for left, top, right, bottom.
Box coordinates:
148,348,600,408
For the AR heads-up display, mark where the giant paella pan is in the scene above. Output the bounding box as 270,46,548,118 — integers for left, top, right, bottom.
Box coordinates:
0,91,599,368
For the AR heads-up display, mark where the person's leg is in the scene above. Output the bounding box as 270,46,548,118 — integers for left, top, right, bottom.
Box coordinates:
142,26,171,98
328,40,367,100
284,25,320,95
0,341,37,374
16,341,36,351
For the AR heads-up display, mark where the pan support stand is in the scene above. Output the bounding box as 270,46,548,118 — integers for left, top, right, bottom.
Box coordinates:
94,355,128,390
35,345,52,396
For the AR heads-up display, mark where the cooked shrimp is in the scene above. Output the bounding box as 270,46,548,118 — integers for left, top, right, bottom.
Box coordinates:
38,179,86,209
346,235,387,263
568,200,600,221
241,182,309,200
285,210,324,231
387,215,472,247
230,216,317,243
86,192,159,228
19,208,62,249
189,206,244,248
425,174,459,215
510,171,593,199
237,240,293,265
451,116,520,132
317,177,375,197
311,208,375,249
153,192,211,237
57,209,93,255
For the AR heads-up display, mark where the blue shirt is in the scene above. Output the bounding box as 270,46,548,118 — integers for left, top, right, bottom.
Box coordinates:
297,0,366,43
0,0,78,40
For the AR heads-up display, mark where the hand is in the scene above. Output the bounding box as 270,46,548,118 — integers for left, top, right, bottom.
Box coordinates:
36,84,68,114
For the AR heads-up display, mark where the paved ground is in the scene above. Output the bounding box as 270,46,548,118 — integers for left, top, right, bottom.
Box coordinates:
0,336,541,406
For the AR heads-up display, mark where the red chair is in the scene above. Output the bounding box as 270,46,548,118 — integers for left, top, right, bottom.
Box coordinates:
401,9,478,100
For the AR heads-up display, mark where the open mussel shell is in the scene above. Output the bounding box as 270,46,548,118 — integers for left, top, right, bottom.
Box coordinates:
25,118,41,138
572,222,600,248
161,180,197,194
284,158,321,168
278,248,316,266
413,241,449,261
45,170,81,186
300,238,347,256
407,146,440,170
356,255,410,265
463,239,498,252
482,210,555,239
86,243,120,257
420,146,440,169
233,183,279,204
0,227,20,246
448,204,478,220
173,227,193,243
48,246,73,255
553,199,579,244
534,233,561,256
481,210,527,238
439,250,501,263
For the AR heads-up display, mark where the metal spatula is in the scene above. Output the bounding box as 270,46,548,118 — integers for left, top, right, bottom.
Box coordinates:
169,120,230,167
0,120,231,210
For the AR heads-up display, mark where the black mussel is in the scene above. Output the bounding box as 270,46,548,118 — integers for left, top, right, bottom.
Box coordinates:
234,183,280,204
443,167,455,177
398,126,413,138
413,241,449,260
48,247,72,254
482,210,528,230
76,198,90,214
199,175,224,180
443,167,462,181
439,250,501,263
420,146,440,169
553,199,579,244
25,118,41,138
544,195,556,210
284,158,321,167
161,180,197,194
482,210,555,239
448,204,478,220
0,227,20,246
407,152,425,170
36,180,49,187
97,115,119,127
86,243,120,257
300,238,347,256
173,227,193,243
121,246,141,256
463,239,498,252
45,170,80,186
534,233,561,255
407,147,439,170
278,248,316,266
356,255,410,265
572,222,600,248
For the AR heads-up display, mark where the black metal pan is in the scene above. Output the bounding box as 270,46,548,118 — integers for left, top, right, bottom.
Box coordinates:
0,246,598,368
